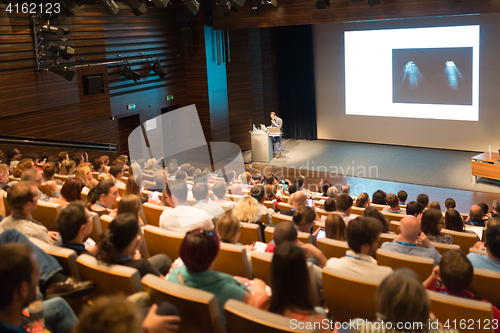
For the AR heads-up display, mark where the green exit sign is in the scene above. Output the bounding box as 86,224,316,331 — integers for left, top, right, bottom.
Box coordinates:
166,95,174,101
127,104,136,110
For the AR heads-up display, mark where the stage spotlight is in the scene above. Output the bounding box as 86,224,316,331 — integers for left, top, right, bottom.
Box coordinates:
60,0,81,15
265,0,277,6
47,44,75,60
218,0,231,13
99,0,120,14
48,63,76,81
316,0,330,9
251,0,259,14
122,66,141,82
184,0,200,14
41,25,70,38
150,0,168,7
368,0,380,6
230,0,245,7
125,0,147,15
152,61,167,79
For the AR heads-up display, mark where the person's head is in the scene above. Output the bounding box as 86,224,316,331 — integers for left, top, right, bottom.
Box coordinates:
270,111,277,121
493,199,500,214
0,243,38,318
406,201,425,219
73,152,85,166
321,181,331,197
117,195,140,218
212,181,227,200
145,158,157,171
180,228,220,272
291,190,306,208
152,169,166,189
167,179,188,204
445,198,456,210
240,171,253,185
124,174,142,196
100,155,110,166
372,190,387,205
478,203,489,216
20,167,42,189
56,201,92,243
231,183,242,196
25,153,39,165
96,213,141,264
341,184,350,194
75,165,94,188
109,163,124,180
486,218,500,230
87,179,119,207
485,225,500,259
346,216,382,256
175,170,187,182
428,201,441,211
397,190,408,204
354,192,370,208
42,162,56,180
292,206,316,232
60,177,84,202
12,158,34,178
57,151,69,163
287,184,297,195
385,193,399,209
72,295,143,333
264,172,276,186
325,214,346,241
7,148,21,161
439,250,473,292
192,182,209,202
265,184,277,201
444,209,464,232
323,198,336,212
216,215,241,244
233,197,260,223
417,193,429,208
363,206,390,233
93,157,106,172
469,204,484,222
0,163,9,184
273,221,298,245
224,170,236,184
399,215,421,242
327,186,338,199
336,193,353,213
60,159,76,176
268,242,314,315
420,208,444,236
250,185,266,203
377,269,430,326
294,177,304,190
7,181,38,215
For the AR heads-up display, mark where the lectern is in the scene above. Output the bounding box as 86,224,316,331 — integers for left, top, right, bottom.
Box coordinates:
251,131,273,163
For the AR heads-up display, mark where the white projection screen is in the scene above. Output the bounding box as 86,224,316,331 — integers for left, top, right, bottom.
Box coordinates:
314,14,500,151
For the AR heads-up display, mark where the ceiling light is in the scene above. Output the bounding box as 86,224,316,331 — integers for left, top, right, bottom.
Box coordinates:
41,25,70,37
152,61,167,79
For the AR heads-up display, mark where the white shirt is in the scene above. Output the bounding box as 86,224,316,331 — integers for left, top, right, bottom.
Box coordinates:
334,211,354,226
159,205,213,234
193,201,226,219
326,250,393,283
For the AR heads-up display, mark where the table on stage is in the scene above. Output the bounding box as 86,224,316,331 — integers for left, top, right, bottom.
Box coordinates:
471,152,500,183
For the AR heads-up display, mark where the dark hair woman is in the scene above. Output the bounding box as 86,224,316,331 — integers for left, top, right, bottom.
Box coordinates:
87,179,119,217
421,208,454,244
53,177,84,207
324,214,347,241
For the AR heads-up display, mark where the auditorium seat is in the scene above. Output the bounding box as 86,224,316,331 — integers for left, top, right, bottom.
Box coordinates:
225,299,316,333
239,222,262,244
379,232,396,247
264,227,311,244
315,208,333,219
40,184,54,198
322,267,378,323
469,247,486,255
76,254,142,298
87,212,103,244
227,194,244,203
251,251,273,285
316,238,348,259
31,201,63,232
312,221,324,233
142,274,226,333
441,229,478,253
143,225,184,260
271,213,293,226
99,214,113,232
143,202,171,227
263,200,274,209
313,200,324,208
277,202,292,211
469,267,500,308
350,206,365,215
53,174,69,182
212,243,252,279
382,212,405,222
369,203,389,211
3,192,11,216
390,221,400,234
376,249,434,281
428,290,493,333
429,242,460,256
92,172,99,181
30,237,81,281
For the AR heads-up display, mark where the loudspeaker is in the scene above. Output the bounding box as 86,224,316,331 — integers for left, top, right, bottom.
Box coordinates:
82,74,104,95
180,27,193,47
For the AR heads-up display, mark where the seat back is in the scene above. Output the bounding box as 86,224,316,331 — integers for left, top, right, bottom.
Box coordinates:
271,213,293,226
54,174,69,182
31,201,63,232
277,202,292,211
350,206,365,215
99,214,114,233
370,203,389,211
376,249,434,281
428,290,493,332
322,267,378,323
429,242,460,256
389,221,400,234
3,192,11,216
264,227,311,244
316,208,333,219
251,251,273,285
213,243,252,279
379,233,396,247
225,299,315,333
76,254,142,298
469,267,500,308
383,212,404,222
316,238,348,259
143,203,171,227
142,274,226,333
239,222,262,244
29,237,80,281
143,225,184,260
87,212,103,244
441,229,478,253
39,184,54,198
263,201,274,209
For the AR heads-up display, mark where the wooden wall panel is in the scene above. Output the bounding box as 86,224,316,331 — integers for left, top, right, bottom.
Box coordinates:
77,65,112,122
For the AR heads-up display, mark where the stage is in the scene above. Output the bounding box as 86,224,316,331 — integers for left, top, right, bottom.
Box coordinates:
245,139,500,213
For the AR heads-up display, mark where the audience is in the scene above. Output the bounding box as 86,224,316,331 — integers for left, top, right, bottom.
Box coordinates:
281,190,308,216
334,193,354,225
406,201,425,220
323,198,336,212
492,199,500,218
124,174,147,203
233,197,267,241
444,208,466,232
417,193,429,208
478,202,489,217
60,159,76,176
324,214,346,241
397,190,408,205
354,192,370,208
12,158,33,178
326,186,338,199
56,201,96,255
467,204,486,227
341,184,350,195
428,201,441,211
445,197,456,210
42,162,62,186
381,193,406,215
371,189,387,205
467,225,500,272
250,185,274,223
86,179,118,218
109,163,125,187
293,206,321,243
192,182,225,218
0,163,10,190
363,206,390,233
21,167,61,201
421,208,454,244
52,177,84,207
211,181,235,209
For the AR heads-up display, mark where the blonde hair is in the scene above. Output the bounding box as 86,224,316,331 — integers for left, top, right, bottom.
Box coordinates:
216,215,241,244
75,165,92,188
60,159,76,175
233,197,260,223
145,158,157,171
99,173,114,181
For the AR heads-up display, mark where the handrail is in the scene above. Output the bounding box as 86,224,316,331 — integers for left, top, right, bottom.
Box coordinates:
0,135,116,153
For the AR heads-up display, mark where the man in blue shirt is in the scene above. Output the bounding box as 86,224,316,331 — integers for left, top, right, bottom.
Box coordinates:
467,225,500,272
381,215,442,265
466,204,486,227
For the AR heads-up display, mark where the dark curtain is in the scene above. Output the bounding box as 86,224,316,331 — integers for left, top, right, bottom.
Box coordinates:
276,25,317,140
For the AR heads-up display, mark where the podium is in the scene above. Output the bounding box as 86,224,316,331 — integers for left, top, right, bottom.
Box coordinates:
251,131,273,163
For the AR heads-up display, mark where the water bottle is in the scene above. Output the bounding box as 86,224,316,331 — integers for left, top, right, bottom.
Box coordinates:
489,146,492,155
253,124,257,132
28,287,44,333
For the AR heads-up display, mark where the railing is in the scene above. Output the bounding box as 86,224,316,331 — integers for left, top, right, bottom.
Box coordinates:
0,135,116,153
